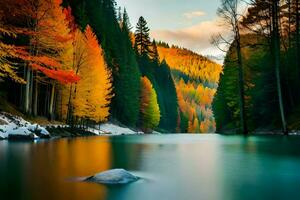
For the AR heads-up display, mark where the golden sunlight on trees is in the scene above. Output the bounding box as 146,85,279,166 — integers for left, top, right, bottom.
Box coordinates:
73,26,113,122
57,25,113,123
157,46,222,83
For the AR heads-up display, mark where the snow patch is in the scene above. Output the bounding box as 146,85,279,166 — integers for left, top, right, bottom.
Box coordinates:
99,123,139,135
0,112,49,139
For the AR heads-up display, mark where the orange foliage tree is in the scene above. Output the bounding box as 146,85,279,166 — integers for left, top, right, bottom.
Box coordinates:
63,26,113,123
0,20,28,83
0,0,80,118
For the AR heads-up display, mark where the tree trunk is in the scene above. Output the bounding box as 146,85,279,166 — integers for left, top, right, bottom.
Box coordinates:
24,67,31,114
296,0,300,72
20,65,26,110
235,28,248,135
273,0,288,134
44,85,49,116
66,84,73,124
33,74,38,117
49,83,56,121
29,66,34,115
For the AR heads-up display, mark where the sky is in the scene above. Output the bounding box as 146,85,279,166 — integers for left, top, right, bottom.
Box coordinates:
117,0,229,62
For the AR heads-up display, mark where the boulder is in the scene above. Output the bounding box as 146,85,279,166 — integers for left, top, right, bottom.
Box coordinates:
86,169,139,184
27,124,50,138
7,127,37,140
0,119,8,125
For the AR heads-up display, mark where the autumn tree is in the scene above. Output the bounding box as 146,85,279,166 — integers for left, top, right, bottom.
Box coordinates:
73,26,112,123
140,76,160,132
0,0,79,118
0,15,27,84
66,0,142,127
57,28,87,122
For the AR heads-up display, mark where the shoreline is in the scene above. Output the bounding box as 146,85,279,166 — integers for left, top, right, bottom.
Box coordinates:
0,112,144,140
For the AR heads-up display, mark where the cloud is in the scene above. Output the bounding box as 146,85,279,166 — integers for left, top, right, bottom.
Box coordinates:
183,11,206,19
151,19,230,61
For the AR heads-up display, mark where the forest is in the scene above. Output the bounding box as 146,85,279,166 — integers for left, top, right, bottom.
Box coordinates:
213,0,300,134
0,0,221,133
2,0,297,135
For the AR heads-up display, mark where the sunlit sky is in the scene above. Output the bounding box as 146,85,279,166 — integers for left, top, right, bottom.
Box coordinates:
117,0,227,61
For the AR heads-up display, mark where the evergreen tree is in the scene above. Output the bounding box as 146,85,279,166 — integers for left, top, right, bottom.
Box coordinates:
150,40,160,62
217,0,248,134
213,34,279,132
134,20,179,132
115,8,141,126
135,16,152,55
155,60,179,132
122,9,132,30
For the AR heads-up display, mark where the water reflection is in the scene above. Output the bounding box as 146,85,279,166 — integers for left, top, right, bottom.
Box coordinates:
0,135,300,200
0,137,112,200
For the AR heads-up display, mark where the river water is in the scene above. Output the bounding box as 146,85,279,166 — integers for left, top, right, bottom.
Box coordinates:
1,134,300,200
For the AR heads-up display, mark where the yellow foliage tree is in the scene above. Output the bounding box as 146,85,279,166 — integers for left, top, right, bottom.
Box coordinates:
140,76,160,132
0,10,29,84
72,26,113,122
0,25,27,83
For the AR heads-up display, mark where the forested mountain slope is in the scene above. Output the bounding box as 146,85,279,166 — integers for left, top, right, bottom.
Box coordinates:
157,45,222,133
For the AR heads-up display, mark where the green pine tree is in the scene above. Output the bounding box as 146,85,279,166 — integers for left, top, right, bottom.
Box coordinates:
135,16,152,56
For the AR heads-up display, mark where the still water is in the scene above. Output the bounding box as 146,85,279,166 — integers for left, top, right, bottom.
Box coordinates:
1,134,300,200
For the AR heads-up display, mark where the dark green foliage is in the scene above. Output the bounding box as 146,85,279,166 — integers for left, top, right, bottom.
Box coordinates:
214,0,300,133
213,34,290,132
213,44,240,132
150,40,159,61
179,111,189,133
137,55,178,132
155,60,178,132
157,41,170,48
65,0,178,131
135,22,178,132
135,16,152,55
115,9,141,126
63,0,89,30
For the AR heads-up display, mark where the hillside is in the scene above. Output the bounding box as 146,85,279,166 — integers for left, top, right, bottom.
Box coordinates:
157,46,222,133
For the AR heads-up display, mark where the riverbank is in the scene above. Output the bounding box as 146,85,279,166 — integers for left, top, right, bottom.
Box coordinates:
0,112,143,140
219,128,300,136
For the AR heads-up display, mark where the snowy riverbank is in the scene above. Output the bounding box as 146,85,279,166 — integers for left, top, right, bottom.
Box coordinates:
0,112,50,139
96,123,143,135
0,112,143,140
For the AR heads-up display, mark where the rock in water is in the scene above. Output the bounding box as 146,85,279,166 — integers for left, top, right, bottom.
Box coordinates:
86,169,139,184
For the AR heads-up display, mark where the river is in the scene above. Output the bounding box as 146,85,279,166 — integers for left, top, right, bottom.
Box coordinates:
1,134,300,200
